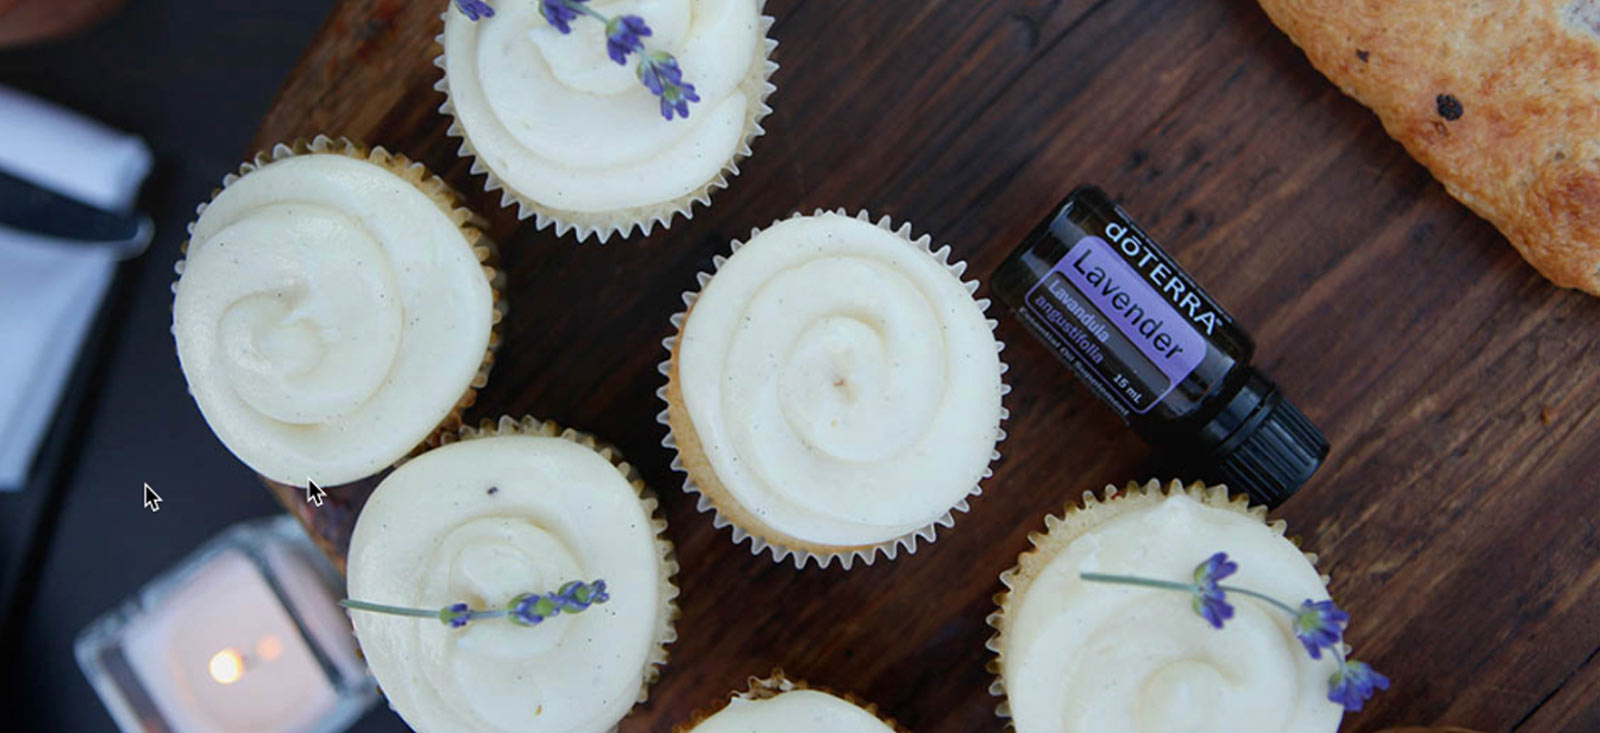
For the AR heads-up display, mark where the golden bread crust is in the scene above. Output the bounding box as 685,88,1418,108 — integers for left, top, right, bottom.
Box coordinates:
1256,0,1600,293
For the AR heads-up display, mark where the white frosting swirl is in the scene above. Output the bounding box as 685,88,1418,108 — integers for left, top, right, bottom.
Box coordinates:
676,212,1004,548
687,689,895,733
347,434,669,733
173,151,494,486
999,493,1343,733
442,0,765,213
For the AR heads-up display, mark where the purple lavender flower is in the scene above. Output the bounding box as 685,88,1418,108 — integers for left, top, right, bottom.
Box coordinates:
638,51,699,120
661,83,700,121
552,584,585,613
1190,552,1237,629
605,15,652,65
541,0,587,34
439,602,474,628
636,51,676,95
552,579,610,612
1294,599,1350,659
1192,584,1234,628
1194,551,1238,586
510,592,558,626
1328,659,1390,712
454,0,495,21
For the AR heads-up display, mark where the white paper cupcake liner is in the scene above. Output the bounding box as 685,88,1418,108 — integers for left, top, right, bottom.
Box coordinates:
983,479,1325,725
657,209,1011,570
444,415,681,703
434,4,779,243
172,134,506,479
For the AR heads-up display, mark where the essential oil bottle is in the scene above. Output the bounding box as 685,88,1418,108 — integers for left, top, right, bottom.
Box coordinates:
992,185,1328,506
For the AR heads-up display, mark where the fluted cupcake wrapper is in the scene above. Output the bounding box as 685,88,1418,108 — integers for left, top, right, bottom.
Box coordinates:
672,670,909,733
439,414,682,708
433,5,780,243
657,209,1011,570
172,134,507,485
984,479,1326,726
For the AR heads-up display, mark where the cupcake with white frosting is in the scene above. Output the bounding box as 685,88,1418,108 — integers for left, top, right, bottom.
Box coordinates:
346,416,678,733
987,480,1347,733
172,136,502,489
676,672,903,733
661,210,1008,569
437,0,778,242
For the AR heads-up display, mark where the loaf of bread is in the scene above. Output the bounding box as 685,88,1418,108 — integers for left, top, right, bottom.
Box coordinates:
1256,0,1600,294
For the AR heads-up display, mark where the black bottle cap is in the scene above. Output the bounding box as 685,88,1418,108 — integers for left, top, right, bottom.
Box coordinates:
1203,370,1328,508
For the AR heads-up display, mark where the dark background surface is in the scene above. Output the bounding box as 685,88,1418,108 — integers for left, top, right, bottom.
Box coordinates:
0,1,397,730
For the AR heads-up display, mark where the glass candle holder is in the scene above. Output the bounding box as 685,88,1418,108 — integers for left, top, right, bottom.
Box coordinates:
75,516,376,733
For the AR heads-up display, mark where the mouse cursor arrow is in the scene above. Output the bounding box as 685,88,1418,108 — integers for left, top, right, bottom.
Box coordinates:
306,479,326,508
143,483,163,513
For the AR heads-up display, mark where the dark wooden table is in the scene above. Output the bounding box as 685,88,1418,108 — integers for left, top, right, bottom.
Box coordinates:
251,1,1600,731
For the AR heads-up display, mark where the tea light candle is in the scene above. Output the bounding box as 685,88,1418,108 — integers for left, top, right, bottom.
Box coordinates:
77,517,375,733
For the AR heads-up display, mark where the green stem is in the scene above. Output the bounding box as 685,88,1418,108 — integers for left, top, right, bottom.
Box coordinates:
562,0,611,23
1079,573,1201,594
1080,574,1305,619
1217,584,1302,617
340,599,439,619
340,599,511,620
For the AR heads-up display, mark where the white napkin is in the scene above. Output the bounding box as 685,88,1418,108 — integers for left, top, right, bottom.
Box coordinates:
0,85,152,490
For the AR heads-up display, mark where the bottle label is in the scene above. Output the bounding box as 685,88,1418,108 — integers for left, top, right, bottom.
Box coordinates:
1024,235,1206,412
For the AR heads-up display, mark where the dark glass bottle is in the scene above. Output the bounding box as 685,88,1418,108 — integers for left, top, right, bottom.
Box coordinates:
992,185,1328,506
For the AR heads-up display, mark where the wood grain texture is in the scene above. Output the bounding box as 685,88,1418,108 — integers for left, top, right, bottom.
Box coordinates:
250,1,1600,731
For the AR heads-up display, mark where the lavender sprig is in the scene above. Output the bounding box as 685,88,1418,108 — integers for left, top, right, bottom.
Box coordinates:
1081,553,1388,713
605,15,652,65
1295,599,1350,659
454,0,495,21
455,0,698,121
538,0,583,33
1329,660,1390,712
342,579,609,629
638,51,700,121
1192,551,1237,628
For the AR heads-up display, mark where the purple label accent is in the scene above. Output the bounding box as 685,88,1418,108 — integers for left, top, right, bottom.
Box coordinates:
1053,236,1205,387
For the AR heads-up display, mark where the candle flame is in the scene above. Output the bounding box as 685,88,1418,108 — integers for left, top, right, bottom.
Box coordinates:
208,648,244,685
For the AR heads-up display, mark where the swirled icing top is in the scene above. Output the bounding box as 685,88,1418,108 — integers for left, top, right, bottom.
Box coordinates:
441,0,767,214
347,433,669,733
686,688,895,733
172,150,494,487
676,212,1004,549
1000,492,1342,733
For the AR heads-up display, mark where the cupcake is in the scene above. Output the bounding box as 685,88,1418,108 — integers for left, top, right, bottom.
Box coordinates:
437,0,779,242
987,480,1348,732
661,210,1007,569
172,136,502,488
675,671,903,733
345,416,678,733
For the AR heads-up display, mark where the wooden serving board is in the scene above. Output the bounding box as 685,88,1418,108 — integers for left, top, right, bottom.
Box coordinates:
253,1,1600,730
